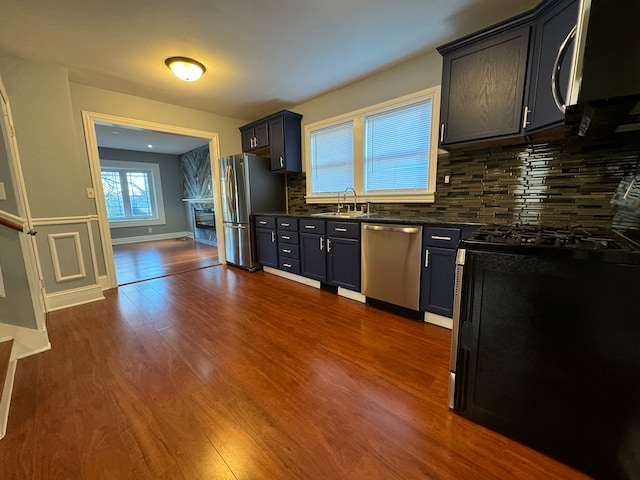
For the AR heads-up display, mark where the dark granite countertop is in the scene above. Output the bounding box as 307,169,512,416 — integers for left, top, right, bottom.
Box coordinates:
255,211,484,228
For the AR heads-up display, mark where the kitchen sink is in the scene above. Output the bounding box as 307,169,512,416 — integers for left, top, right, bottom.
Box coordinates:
311,211,369,218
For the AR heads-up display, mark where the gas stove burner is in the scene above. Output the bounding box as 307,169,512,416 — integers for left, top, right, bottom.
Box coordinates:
469,225,635,251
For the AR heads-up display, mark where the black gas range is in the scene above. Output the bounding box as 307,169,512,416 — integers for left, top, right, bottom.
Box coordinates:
450,223,640,479
460,224,640,264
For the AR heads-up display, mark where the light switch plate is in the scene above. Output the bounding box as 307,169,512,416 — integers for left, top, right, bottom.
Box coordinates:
0,182,6,200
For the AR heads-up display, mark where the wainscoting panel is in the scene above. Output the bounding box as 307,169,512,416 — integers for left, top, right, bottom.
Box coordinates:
31,216,104,310
47,232,86,282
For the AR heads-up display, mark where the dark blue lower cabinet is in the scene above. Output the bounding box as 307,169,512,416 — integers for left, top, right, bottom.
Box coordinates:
420,246,456,317
256,228,278,268
327,236,361,292
300,232,326,281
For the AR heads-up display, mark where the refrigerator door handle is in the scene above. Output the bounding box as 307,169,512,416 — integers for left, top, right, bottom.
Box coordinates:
225,164,236,220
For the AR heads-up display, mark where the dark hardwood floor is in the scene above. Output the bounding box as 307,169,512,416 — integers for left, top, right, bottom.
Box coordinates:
113,238,219,285
0,266,589,479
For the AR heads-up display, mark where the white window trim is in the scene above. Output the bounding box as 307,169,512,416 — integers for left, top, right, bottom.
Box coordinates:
100,159,166,228
304,87,441,204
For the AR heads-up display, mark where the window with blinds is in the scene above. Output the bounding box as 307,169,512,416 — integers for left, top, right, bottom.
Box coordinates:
310,121,354,195
364,99,432,194
305,87,440,203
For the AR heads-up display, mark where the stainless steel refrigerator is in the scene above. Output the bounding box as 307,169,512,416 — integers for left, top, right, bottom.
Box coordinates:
219,153,285,271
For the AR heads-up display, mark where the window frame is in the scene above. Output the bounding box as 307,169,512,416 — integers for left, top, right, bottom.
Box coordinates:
100,159,166,228
304,87,441,204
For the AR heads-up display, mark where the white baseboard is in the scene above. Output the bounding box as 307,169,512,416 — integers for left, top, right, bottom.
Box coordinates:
338,287,365,303
45,284,104,312
424,311,453,330
0,324,51,360
0,351,16,440
98,275,110,291
111,231,193,246
262,266,321,288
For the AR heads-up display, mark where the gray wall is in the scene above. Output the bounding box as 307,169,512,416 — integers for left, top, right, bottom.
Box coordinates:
99,147,188,240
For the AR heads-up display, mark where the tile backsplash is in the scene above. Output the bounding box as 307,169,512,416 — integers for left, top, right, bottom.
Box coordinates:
286,137,640,229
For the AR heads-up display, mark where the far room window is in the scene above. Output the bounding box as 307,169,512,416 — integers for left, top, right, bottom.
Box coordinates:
100,160,166,228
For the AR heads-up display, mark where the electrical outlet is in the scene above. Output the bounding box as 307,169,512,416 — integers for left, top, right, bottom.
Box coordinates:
148,227,153,233
444,175,451,184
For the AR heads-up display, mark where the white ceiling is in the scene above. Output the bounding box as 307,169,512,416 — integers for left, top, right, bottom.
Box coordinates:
94,123,210,155
0,0,539,122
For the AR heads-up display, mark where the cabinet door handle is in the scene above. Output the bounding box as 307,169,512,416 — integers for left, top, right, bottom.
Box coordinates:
271,231,275,242
320,236,324,250
440,123,445,143
522,106,530,129
283,249,292,253
327,238,331,252
335,227,347,232
431,235,452,241
280,157,284,168
552,25,577,114
425,249,430,268
304,225,316,229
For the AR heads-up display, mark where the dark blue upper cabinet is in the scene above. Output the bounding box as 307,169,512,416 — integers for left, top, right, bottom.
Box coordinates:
239,110,302,173
269,111,303,173
525,0,579,133
438,0,581,149
439,24,531,146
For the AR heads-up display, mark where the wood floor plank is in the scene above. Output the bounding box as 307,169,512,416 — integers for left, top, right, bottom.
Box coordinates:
1,262,591,479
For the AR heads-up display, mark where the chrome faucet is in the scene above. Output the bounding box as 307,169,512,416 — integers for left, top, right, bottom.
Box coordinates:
344,187,357,212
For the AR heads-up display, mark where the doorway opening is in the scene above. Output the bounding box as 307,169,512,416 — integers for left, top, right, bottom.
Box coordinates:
82,112,225,287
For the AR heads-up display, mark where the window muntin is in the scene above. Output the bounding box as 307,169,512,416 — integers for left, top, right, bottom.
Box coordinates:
100,160,166,228
305,88,440,203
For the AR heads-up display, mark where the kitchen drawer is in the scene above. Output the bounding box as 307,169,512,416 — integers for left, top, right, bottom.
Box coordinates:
255,216,276,229
424,227,461,248
279,258,300,274
279,243,299,259
278,232,298,244
299,219,325,234
277,218,298,231
327,221,360,239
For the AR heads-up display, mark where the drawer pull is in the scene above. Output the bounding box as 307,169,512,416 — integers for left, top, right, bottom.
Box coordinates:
283,249,292,253
304,225,316,229
283,263,292,268
282,235,291,240
280,223,290,227
431,235,452,241
335,227,348,232
259,221,267,225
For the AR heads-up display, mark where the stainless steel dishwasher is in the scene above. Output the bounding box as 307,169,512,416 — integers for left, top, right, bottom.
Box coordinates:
362,223,423,310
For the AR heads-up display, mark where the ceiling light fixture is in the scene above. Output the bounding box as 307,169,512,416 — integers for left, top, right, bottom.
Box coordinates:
164,57,206,82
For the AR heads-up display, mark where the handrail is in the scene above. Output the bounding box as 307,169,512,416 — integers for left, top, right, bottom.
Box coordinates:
0,213,24,233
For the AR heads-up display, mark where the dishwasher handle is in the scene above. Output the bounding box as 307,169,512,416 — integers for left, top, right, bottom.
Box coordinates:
363,224,420,234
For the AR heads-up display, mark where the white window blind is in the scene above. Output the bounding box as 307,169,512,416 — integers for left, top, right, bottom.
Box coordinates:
310,121,354,195
364,99,432,193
